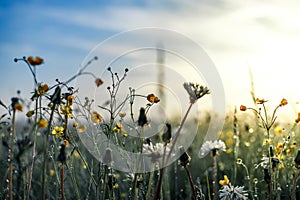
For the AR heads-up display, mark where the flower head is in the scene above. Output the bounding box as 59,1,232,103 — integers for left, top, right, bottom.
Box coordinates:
37,118,48,128
27,56,44,66
240,105,247,111
183,82,210,103
52,126,64,137
219,184,248,200
256,98,267,104
91,111,103,124
147,94,160,103
199,140,226,157
95,78,103,87
37,84,49,96
143,142,170,162
279,98,288,107
219,175,230,186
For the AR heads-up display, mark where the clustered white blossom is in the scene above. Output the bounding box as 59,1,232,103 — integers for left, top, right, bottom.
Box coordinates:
199,140,226,157
183,82,210,103
143,142,170,162
219,184,248,200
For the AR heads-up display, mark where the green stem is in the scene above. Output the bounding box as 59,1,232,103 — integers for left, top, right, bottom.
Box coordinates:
8,109,16,200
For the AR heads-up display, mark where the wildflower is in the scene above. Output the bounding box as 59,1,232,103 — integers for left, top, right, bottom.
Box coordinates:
37,118,48,128
91,111,103,124
64,139,69,147
11,97,22,112
263,139,272,146
226,131,234,138
37,84,49,95
295,113,300,123
49,169,55,177
240,105,247,111
183,82,210,103
60,105,73,118
199,140,226,157
294,149,300,169
113,183,119,189
52,126,64,137
147,93,160,103
225,138,234,147
26,110,35,117
118,112,126,118
74,150,80,158
219,184,248,200
274,126,283,135
67,95,73,106
143,142,170,162
236,158,243,165
78,124,87,133
179,146,191,167
279,98,288,106
278,163,284,170
27,56,43,66
219,175,230,186
137,107,148,127
276,143,283,153
73,121,78,127
57,144,66,163
95,78,103,87
256,98,267,104
162,123,172,144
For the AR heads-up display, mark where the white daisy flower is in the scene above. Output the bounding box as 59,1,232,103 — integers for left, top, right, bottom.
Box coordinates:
219,184,248,200
199,140,226,157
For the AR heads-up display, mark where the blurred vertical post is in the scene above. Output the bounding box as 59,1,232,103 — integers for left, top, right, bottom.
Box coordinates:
156,43,165,108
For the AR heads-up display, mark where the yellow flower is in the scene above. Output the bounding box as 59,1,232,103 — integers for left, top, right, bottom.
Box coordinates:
64,139,69,147
13,102,23,112
263,139,272,146
286,148,291,154
37,118,48,128
219,175,230,186
52,126,64,137
49,169,55,177
226,131,234,138
73,121,78,127
256,98,267,104
74,150,80,158
67,95,73,106
147,94,160,103
279,98,288,107
240,105,247,111
37,84,49,95
60,105,73,118
225,138,234,147
91,111,102,124
274,126,283,135
276,143,283,153
113,183,119,189
226,148,233,154
279,163,284,170
27,56,44,66
118,112,126,118
26,110,35,117
78,124,87,133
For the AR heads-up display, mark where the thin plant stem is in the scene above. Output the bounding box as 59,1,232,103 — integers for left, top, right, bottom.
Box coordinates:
8,109,16,200
291,169,299,200
41,104,56,200
213,154,217,198
154,102,193,200
60,165,65,200
26,98,39,200
184,165,197,200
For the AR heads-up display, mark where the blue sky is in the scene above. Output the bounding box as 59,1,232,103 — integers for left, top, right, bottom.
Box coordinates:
1,0,300,120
